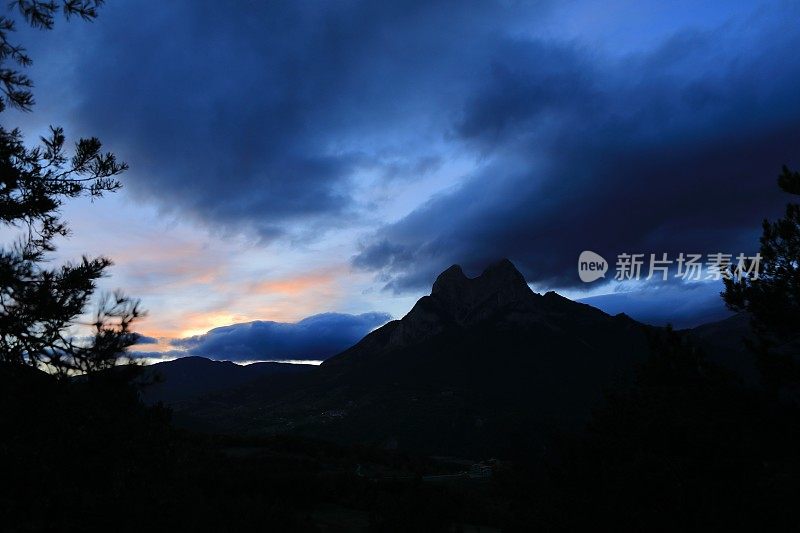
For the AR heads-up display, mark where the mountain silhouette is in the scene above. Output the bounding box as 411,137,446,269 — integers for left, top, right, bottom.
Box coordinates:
173,259,653,457
138,356,314,404
686,312,800,387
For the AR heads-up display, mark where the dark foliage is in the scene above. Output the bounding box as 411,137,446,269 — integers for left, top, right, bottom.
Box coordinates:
0,0,138,376
506,328,800,531
1,363,507,532
723,165,800,391
524,182,800,530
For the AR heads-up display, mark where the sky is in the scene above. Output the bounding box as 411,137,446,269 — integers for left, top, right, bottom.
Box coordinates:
5,0,800,362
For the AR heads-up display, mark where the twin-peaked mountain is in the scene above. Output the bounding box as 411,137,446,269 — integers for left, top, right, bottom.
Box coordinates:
169,259,653,457
322,259,648,389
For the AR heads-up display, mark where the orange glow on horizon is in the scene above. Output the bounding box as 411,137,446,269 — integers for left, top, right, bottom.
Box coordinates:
135,266,350,341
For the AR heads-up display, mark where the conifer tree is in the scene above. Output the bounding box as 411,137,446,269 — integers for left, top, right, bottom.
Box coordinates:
0,1,140,376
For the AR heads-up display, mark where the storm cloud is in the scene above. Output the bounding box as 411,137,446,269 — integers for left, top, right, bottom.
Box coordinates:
353,6,800,292
49,0,558,240
21,0,800,327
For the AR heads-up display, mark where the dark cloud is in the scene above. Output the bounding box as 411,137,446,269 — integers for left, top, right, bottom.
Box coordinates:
133,335,159,345
170,312,391,361
353,5,800,293
18,0,800,324
577,282,732,330
46,0,555,239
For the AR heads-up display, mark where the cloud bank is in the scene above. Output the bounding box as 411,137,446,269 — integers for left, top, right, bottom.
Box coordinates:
170,312,391,362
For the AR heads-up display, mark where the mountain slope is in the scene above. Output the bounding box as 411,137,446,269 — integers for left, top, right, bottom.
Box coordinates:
687,312,800,386
321,259,648,395
685,313,757,384
138,356,314,405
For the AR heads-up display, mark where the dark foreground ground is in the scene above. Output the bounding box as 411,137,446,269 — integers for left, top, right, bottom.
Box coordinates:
4,327,800,532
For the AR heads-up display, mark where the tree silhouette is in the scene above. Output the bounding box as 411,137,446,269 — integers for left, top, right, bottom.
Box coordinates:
722,165,800,392
0,0,140,376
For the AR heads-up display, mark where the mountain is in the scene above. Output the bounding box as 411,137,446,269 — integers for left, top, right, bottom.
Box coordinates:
686,313,757,384
173,259,654,457
687,312,800,386
138,356,314,405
